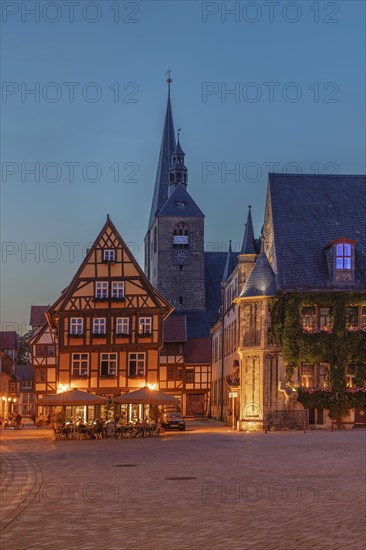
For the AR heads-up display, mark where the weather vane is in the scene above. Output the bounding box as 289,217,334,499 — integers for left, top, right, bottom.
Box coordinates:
166,68,172,83
177,128,181,140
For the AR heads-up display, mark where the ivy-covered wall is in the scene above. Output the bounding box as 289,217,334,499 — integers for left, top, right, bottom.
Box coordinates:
268,292,366,418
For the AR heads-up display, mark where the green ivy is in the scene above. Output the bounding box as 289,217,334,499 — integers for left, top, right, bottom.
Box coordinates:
269,292,366,417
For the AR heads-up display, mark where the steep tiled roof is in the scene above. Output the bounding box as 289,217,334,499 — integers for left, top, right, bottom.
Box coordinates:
163,315,187,342
0,331,17,350
268,173,366,290
239,249,277,298
30,305,48,327
158,183,204,218
184,338,211,364
148,88,176,229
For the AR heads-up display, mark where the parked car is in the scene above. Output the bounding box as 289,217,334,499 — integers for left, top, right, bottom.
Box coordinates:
162,410,186,431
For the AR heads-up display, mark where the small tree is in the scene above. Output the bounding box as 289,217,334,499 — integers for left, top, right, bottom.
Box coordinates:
16,330,33,365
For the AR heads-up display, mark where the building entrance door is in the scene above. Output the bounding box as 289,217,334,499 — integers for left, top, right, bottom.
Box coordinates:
354,407,366,426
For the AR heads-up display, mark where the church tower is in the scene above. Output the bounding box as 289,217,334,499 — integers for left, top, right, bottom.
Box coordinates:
144,77,206,311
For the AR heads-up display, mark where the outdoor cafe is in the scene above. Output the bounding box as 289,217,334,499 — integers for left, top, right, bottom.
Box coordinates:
37,387,180,440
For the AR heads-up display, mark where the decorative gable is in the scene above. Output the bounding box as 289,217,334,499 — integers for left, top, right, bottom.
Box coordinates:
46,216,173,326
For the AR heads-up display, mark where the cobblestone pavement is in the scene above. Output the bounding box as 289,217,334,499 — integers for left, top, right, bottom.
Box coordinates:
0,422,365,550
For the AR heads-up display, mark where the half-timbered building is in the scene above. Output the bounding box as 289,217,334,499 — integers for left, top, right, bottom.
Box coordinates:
32,216,172,404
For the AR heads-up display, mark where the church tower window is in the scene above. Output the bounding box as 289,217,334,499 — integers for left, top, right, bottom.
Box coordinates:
173,223,189,248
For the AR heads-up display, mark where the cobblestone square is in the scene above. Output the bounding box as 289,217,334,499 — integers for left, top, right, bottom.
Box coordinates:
1,422,365,550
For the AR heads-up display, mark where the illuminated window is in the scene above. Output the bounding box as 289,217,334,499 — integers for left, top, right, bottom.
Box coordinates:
301,363,314,387
346,364,356,388
301,306,315,331
335,243,352,270
138,317,152,335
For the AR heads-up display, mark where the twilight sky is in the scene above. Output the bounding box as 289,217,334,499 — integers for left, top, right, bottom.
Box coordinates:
1,0,365,332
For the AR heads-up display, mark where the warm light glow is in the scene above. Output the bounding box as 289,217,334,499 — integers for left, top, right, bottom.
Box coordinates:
1,396,6,401
148,384,157,390
8,397,12,402
57,384,69,393
13,398,17,403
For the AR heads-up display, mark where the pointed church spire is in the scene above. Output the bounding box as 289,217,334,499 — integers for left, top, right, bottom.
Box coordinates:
148,74,176,229
222,240,236,282
241,206,257,254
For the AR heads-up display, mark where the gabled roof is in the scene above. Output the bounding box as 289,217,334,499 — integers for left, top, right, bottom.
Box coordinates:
148,85,176,229
47,216,173,325
163,315,187,342
30,306,49,327
267,173,366,290
0,332,17,350
158,183,204,218
239,248,277,298
241,206,257,254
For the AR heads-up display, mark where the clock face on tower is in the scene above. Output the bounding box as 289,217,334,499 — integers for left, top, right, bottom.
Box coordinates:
173,249,189,265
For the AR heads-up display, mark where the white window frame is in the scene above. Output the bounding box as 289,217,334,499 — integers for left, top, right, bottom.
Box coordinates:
128,352,146,377
93,318,106,335
70,318,83,335
71,353,89,376
111,281,125,299
116,317,129,335
138,317,152,335
95,281,109,299
103,249,115,262
100,353,117,376
21,381,32,390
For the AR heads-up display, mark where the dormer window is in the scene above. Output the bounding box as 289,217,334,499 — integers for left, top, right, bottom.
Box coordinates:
336,243,351,270
330,238,356,284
